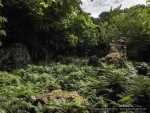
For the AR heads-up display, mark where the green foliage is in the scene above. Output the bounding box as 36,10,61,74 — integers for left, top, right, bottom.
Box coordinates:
0,0,7,46
1,0,150,112
43,99,88,113
118,95,134,105
132,76,150,107
0,58,150,112
2,0,99,54
99,5,150,44
146,0,150,3
97,5,150,61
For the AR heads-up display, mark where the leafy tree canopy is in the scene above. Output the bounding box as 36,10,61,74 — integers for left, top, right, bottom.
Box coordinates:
0,0,7,46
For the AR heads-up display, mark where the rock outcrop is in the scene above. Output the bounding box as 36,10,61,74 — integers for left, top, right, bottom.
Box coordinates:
105,37,126,67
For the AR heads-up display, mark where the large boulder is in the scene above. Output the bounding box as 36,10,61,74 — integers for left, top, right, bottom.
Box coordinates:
0,43,31,70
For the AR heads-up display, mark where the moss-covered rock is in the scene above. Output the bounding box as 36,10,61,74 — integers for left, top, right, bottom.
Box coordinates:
28,90,84,105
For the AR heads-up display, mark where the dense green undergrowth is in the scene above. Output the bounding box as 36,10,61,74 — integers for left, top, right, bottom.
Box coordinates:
0,58,150,113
